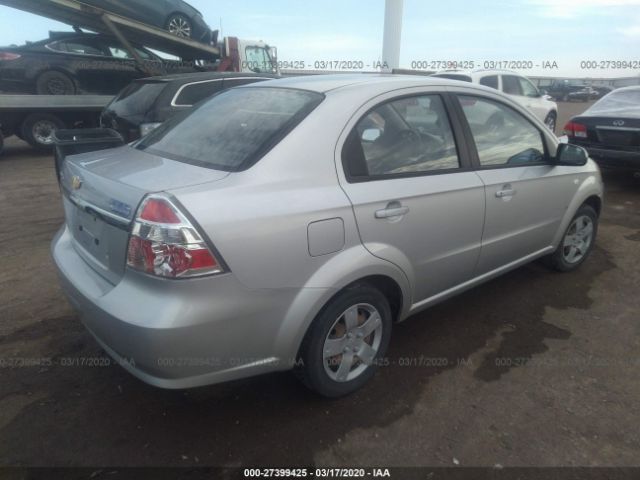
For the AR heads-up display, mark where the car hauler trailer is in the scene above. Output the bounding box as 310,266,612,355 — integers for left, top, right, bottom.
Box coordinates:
0,94,112,150
0,0,277,73
0,0,277,151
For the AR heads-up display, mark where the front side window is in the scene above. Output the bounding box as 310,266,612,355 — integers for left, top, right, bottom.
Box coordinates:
502,75,523,96
343,95,460,179
458,95,546,167
517,77,540,98
136,87,324,171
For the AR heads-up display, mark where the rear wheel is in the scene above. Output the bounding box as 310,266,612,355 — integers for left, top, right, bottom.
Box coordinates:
36,71,76,95
165,14,193,38
544,204,598,272
296,284,392,397
21,113,65,151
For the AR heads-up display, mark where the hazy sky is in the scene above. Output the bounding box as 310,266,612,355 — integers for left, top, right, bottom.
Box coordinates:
1,0,640,77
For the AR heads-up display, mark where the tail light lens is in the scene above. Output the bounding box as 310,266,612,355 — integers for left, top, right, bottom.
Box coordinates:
0,52,21,61
126,195,225,278
563,121,588,138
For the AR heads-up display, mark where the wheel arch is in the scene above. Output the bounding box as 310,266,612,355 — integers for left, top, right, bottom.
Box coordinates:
551,173,604,248
273,246,411,365
34,67,78,93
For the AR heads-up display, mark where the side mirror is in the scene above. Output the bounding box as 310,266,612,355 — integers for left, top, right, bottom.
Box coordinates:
556,143,588,166
361,128,382,143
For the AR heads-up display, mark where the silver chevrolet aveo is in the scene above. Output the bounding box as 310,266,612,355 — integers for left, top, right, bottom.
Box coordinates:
53,75,603,397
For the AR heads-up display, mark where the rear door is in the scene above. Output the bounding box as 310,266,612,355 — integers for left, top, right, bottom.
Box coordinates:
337,90,485,303
453,93,579,274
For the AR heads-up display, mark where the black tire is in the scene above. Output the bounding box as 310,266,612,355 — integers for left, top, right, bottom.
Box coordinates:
0,131,4,156
544,204,598,272
544,112,557,133
296,284,392,398
36,70,76,95
21,113,65,151
165,13,193,38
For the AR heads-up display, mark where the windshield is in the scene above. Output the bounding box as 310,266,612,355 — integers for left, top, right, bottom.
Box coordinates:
588,89,640,116
136,87,324,171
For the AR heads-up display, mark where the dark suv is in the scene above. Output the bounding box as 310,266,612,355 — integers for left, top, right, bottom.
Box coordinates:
100,72,278,142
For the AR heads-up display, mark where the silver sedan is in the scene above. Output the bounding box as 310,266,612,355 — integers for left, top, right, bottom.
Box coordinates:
52,75,603,397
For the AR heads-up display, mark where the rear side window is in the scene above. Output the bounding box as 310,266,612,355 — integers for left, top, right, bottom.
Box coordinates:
458,95,545,167
343,94,460,179
48,40,104,56
479,75,498,90
106,81,167,117
136,87,324,171
173,80,223,106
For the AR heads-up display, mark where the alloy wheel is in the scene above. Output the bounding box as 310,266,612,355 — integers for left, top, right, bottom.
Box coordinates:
168,16,192,37
322,303,383,382
562,215,594,264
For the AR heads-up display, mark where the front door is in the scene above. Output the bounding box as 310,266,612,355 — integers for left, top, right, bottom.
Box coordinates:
455,94,579,274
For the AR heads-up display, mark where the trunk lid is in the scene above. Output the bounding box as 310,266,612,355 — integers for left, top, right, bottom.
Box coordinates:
60,145,229,285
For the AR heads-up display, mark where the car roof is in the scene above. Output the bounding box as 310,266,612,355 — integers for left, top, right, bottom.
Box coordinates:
141,72,279,84
613,85,640,93
250,73,485,94
432,69,522,78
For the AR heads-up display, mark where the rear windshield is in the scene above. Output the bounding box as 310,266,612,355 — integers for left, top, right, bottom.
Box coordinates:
135,87,324,171
432,74,473,82
106,81,167,117
588,89,640,115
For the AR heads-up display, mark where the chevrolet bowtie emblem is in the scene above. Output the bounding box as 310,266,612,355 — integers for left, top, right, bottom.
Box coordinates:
71,175,83,190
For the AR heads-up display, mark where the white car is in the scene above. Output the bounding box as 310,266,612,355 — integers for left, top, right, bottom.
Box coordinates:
431,70,558,132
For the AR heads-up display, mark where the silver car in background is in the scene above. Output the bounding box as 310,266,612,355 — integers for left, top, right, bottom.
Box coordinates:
52,75,603,397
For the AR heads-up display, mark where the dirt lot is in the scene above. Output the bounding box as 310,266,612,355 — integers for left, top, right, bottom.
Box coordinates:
1,101,639,469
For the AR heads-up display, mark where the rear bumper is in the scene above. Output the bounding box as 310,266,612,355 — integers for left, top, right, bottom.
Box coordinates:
584,146,640,170
51,225,318,388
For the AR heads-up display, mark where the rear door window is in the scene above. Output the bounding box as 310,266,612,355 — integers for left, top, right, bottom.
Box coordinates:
136,87,324,171
343,94,460,179
479,75,499,90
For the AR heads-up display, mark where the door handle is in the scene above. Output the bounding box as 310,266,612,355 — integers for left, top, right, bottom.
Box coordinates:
375,205,410,219
495,189,516,198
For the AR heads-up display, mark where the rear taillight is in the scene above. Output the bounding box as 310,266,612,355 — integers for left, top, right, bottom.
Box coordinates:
126,195,224,278
563,121,588,139
0,52,21,61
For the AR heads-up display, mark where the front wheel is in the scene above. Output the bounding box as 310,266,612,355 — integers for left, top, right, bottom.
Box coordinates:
544,204,598,272
166,14,193,38
296,284,392,397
